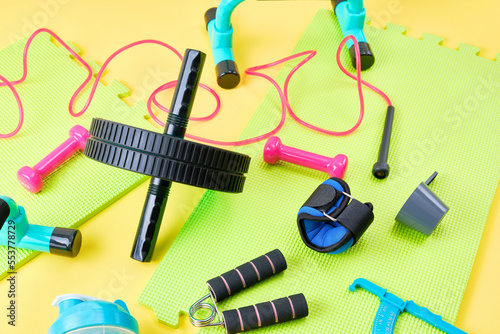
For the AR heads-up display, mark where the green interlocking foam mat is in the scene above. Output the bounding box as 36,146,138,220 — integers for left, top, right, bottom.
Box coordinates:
0,33,151,280
140,9,500,333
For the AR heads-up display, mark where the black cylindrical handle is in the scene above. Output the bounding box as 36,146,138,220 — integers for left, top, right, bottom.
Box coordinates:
49,227,82,258
348,42,375,71
207,249,287,302
216,60,240,90
164,49,206,138
131,178,170,262
131,49,206,262
222,294,308,334
372,106,395,179
378,106,395,163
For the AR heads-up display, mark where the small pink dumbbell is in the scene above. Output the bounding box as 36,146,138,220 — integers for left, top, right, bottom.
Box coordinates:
263,136,348,179
17,125,90,193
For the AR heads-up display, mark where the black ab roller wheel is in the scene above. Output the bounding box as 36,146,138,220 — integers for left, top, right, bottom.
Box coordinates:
87,118,250,176
84,120,249,192
84,137,247,192
83,49,251,262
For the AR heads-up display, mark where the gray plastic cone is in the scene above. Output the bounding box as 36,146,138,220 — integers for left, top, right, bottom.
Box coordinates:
395,172,449,236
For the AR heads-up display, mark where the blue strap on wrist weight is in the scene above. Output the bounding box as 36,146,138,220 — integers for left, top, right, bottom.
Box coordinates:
297,178,374,254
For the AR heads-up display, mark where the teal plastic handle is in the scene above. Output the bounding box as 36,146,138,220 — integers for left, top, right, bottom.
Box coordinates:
333,0,375,70
406,301,467,334
207,19,236,64
14,224,54,253
0,196,30,247
214,0,244,32
334,0,367,49
350,279,468,334
206,0,245,89
0,196,53,252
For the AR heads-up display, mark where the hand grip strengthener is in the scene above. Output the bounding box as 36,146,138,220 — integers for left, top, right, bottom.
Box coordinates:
189,249,309,334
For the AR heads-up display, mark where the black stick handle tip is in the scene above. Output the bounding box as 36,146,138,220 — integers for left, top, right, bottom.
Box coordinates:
373,106,395,179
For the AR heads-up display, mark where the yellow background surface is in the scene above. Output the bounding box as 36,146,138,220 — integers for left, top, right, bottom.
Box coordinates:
0,0,499,333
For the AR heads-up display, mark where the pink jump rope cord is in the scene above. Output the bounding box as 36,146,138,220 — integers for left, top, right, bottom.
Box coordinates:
0,74,24,138
0,28,221,139
285,36,392,136
0,29,391,144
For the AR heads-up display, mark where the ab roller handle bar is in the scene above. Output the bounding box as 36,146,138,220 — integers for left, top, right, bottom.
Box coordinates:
84,49,251,262
131,50,205,262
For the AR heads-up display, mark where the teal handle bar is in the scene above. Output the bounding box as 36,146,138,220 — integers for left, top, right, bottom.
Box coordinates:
332,0,375,70
205,0,245,89
349,278,468,334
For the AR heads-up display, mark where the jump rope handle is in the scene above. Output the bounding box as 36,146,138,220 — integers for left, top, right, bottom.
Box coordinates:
207,249,287,302
223,294,308,334
372,106,395,179
204,3,242,89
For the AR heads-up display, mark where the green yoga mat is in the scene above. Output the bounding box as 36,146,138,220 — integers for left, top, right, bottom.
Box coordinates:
140,9,500,333
0,33,150,280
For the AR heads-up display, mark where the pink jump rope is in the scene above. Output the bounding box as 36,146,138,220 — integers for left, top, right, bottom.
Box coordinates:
2,29,392,191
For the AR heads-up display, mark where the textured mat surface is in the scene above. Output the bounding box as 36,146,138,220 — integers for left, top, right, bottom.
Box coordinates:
140,9,500,333
0,33,150,279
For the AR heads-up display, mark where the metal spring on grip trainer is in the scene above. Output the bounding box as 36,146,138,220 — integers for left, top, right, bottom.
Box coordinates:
189,293,223,328
187,250,309,334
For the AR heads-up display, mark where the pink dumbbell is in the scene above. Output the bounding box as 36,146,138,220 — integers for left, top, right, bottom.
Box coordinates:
263,136,348,179
17,125,90,193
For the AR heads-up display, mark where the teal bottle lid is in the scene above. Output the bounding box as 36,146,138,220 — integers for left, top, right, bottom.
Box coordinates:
49,294,139,334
